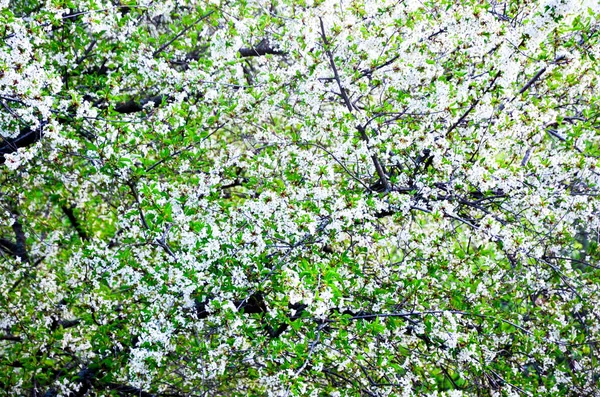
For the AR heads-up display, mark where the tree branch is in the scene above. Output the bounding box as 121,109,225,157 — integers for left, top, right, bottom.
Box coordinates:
61,205,89,241
318,17,391,192
513,66,546,101
0,237,19,258
11,212,30,264
0,123,45,165
153,11,215,58
127,181,150,231
0,334,22,342
114,94,165,114
447,70,500,137
239,39,285,57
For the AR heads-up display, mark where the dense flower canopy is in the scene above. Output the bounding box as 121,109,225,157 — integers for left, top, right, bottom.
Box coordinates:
1,0,600,395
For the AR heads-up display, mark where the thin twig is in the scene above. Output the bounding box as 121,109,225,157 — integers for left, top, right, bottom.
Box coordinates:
153,11,214,58
299,141,372,191
127,181,150,230
447,70,500,137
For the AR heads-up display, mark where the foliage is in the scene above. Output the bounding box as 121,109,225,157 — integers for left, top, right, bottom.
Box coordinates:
1,0,600,395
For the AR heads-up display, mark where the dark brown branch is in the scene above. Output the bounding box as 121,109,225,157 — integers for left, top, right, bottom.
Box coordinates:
61,205,89,241
446,101,479,137
0,237,19,257
195,292,268,319
239,39,285,57
359,54,400,77
50,318,81,331
0,334,22,342
127,181,150,230
43,368,180,397
319,18,353,111
114,95,165,114
447,70,500,137
318,17,391,192
171,41,285,69
359,30,446,78
0,123,45,165
513,66,546,100
356,125,391,192
11,213,30,264
154,223,177,259
75,39,97,66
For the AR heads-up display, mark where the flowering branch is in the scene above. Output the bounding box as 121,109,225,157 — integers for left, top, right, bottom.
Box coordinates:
318,17,391,192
